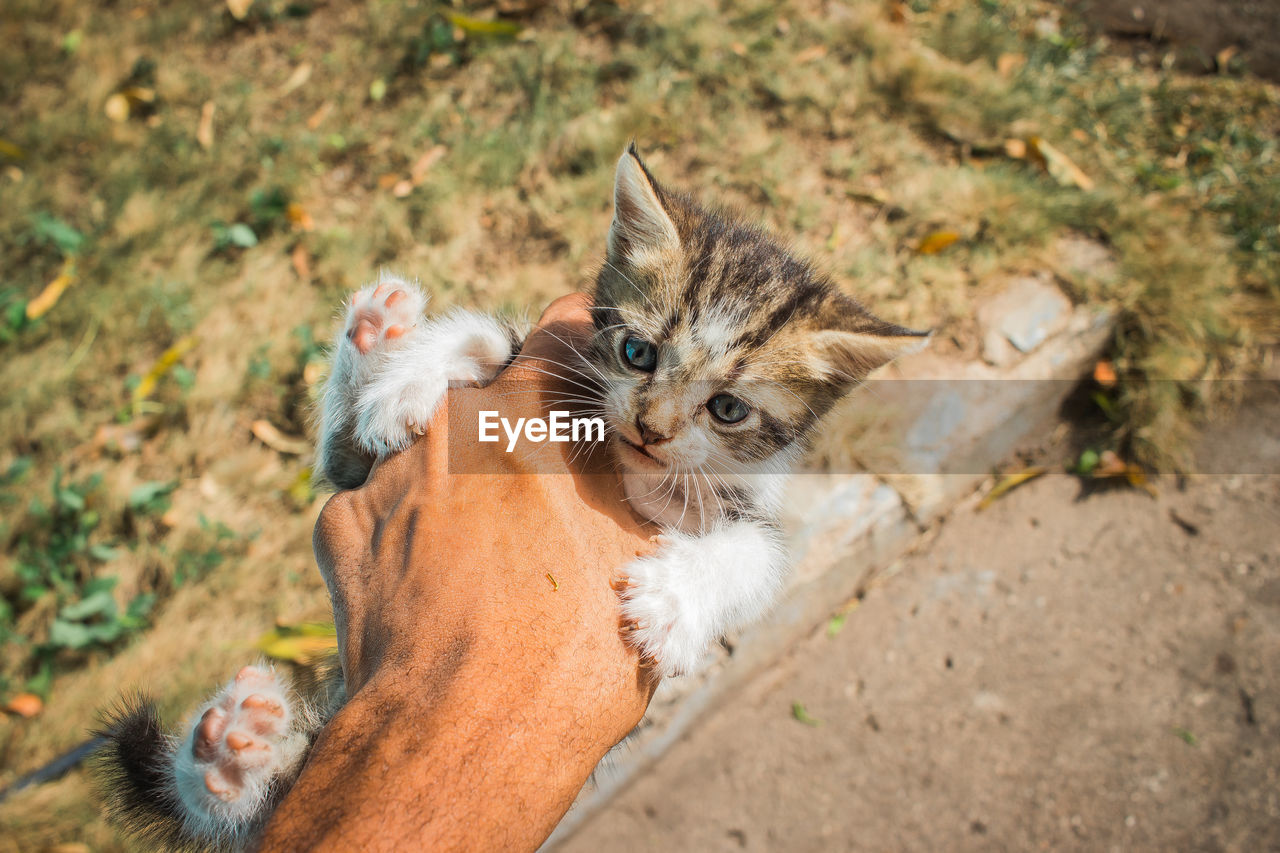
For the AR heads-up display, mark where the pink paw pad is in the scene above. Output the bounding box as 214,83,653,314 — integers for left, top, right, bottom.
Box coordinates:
345,281,423,355
192,665,293,800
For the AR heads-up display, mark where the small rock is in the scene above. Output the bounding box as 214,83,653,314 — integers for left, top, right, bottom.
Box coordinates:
977,275,1073,365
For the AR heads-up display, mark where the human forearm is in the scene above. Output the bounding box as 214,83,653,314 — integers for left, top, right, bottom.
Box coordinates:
258,618,645,851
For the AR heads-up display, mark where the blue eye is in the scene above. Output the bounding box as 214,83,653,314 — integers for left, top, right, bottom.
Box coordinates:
707,394,749,424
622,336,658,372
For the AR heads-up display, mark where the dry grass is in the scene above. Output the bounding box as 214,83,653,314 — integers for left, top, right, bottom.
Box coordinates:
0,0,1275,847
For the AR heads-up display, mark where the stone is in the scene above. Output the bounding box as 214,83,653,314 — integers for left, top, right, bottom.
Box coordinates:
977,275,1072,366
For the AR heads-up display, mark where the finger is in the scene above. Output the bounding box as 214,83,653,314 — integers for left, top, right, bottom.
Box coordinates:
509,293,595,369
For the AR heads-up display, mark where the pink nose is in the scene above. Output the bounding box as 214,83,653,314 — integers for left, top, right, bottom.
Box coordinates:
637,417,670,445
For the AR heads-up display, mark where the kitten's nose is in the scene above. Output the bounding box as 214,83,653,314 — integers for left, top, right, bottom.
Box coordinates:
636,416,669,445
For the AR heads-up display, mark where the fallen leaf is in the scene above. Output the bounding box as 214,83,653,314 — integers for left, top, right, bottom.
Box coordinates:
1215,45,1238,73
287,466,315,506
4,693,43,718
997,53,1025,76
730,42,747,57
279,62,312,97
252,420,311,455
392,179,414,198
0,138,26,160
306,102,332,130
196,101,215,150
377,173,400,190
410,145,447,185
791,701,823,727
1093,359,1117,387
121,87,155,105
369,78,387,102
1070,128,1089,143
446,12,521,37
104,93,130,123
795,45,828,63
978,467,1048,510
226,0,253,19
1026,136,1095,191
26,260,77,320
1091,451,1157,497
917,230,961,255
286,203,314,231
1004,138,1027,159
1174,727,1198,746
132,335,199,405
302,360,324,386
257,622,337,664
291,244,311,281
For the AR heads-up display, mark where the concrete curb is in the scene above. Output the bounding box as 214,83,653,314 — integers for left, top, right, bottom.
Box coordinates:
549,276,1116,846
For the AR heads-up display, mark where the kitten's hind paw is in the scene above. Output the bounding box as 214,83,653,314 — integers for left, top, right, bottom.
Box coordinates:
173,665,307,834
344,278,427,356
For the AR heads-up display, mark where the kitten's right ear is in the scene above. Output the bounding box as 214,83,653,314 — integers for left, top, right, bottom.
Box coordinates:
608,144,680,264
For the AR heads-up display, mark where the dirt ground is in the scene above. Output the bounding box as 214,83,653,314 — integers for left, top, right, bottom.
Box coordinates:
1070,0,1280,81
558,388,1280,852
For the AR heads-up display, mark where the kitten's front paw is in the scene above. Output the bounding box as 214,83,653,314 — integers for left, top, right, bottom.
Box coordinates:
344,279,427,356
174,665,305,828
618,544,709,677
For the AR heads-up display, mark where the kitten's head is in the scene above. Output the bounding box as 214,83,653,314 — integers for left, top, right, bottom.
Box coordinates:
588,145,928,482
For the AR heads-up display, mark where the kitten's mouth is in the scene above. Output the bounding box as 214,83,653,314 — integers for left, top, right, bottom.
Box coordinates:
616,435,666,468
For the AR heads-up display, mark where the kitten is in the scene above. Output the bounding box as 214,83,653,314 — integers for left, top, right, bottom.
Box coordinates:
95,145,927,848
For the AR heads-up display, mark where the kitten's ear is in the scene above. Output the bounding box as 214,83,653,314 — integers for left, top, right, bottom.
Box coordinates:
809,322,931,384
608,144,680,263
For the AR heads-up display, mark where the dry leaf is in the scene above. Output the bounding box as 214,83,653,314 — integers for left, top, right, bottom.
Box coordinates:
4,693,43,718
978,467,1048,510
795,45,828,63
1092,451,1157,497
279,63,312,97
257,622,337,664
291,244,311,281
1093,359,1117,387
306,102,332,130
1026,136,1095,191
917,230,961,255
1216,45,1239,72
1004,138,1027,159
226,0,253,19
302,360,324,386
377,173,400,190
197,101,215,149
730,42,747,57
445,12,521,37
0,138,26,160
410,145,447,185
104,93,130,123
26,260,77,320
997,53,1025,76
133,335,198,405
286,203,314,231
251,420,310,455
889,1,909,24
392,179,414,198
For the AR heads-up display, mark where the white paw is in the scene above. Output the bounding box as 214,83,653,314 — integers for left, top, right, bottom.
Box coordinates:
353,309,517,456
619,543,711,677
173,665,306,830
342,277,427,357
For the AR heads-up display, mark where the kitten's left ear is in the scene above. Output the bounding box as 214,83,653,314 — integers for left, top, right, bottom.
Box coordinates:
608,144,681,263
809,303,931,384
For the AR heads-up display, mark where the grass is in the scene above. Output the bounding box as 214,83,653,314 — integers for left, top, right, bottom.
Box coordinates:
0,0,1275,847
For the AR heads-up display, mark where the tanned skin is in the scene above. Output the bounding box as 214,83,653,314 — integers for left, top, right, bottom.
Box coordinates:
255,294,659,852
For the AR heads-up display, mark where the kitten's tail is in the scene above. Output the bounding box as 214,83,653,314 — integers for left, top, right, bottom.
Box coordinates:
92,694,202,851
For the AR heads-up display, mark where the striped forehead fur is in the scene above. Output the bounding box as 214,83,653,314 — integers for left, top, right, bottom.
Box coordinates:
589,146,926,462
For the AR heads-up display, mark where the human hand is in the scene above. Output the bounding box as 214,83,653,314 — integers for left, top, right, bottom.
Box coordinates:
257,293,658,851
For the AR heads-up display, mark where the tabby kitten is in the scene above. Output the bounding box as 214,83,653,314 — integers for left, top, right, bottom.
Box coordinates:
96,145,926,849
